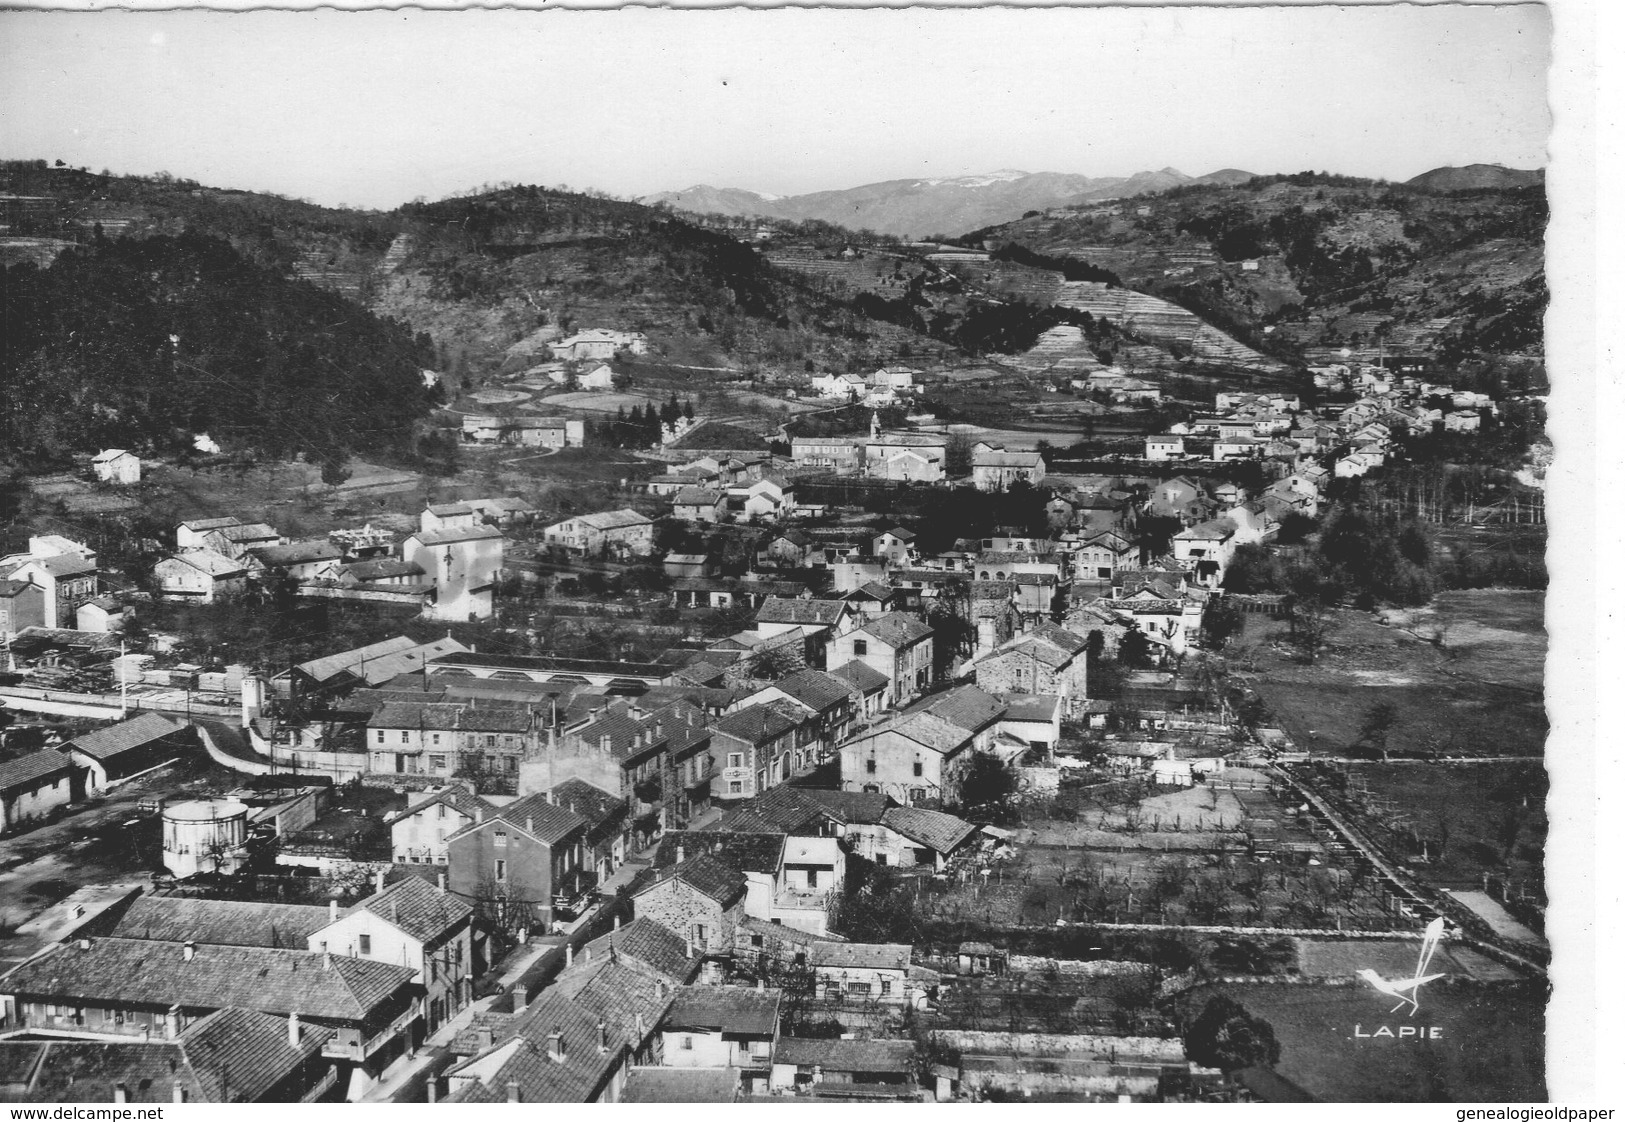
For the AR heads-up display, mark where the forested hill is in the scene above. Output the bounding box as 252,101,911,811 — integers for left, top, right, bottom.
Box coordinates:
0,231,435,467
960,172,1547,367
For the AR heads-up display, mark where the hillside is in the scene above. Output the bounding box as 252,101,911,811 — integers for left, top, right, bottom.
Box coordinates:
961,172,1547,368
1404,164,1544,193
644,167,1259,239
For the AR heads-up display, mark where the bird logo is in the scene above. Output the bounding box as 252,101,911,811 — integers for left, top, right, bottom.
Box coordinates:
1358,917,1446,1017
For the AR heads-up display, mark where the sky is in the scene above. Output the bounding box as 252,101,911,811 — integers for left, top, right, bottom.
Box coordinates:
0,4,1551,209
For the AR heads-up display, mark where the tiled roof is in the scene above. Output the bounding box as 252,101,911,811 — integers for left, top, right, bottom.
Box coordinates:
774,1037,917,1073
409,525,505,546
550,958,676,1044
855,612,932,647
655,831,784,876
911,685,1006,734
1000,694,1061,722
549,779,627,835
622,1066,738,1103
808,942,911,971
249,541,343,567
3,938,415,1022
351,875,471,942
0,748,75,793
385,785,492,827
105,896,333,950
712,701,804,746
178,517,242,533
26,553,97,578
576,509,653,531
663,985,781,1036
636,853,748,907
577,917,698,983
426,502,476,517
672,486,724,506
296,636,469,687
166,549,246,578
754,597,848,626
1,1009,332,1104
830,660,889,693
771,669,858,713
64,712,186,762
744,785,891,831
881,806,979,854
215,523,279,542
466,793,588,846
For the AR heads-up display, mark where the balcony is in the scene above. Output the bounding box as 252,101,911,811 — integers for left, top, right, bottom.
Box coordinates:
774,886,832,911
321,1001,419,1061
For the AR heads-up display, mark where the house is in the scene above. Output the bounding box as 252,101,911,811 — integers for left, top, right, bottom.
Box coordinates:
730,476,796,523
769,1038,917,1095
308,876,474,1037
671,487,726,523
366,700,534,783
153,550,248,604
997,693,1062,756
790,436,862,475
871,526,916,567
0,1008,336,1103
838,685,1006,805
577,363,616,390
736,668,861,750
875,805,979,870
5,552,97,630
544,509,656,559
466,497,539,527
0,938,420,1090
421,502,479,533
0,748,78,831
1444,410,1483,433
659,986,780,1090
864,434,946,483
973,622,1090,714
1144,475,1213,524
75,594,124,633
248,540,345,581
200,523,281,560
1335,449,1387,478
0,579,47,637
632,852,748,958
807,941,913,1003
91,448,140,484
401,525,506,621
64,712,191,793
388,785,495,866
1172,520,1238,587
1145,434,1185,461
446,793,589,933
1067,529,1137,584
575,915,702,988
710,701,819,802
439,981,664,1103
651,829,839,936
462,415,583,448
825,613,934,709
552,778,633,885
550,328,649,361
829,660,889,720
292,635,469,699
758,529,813,569
972,448,1046,491
175,517,242,551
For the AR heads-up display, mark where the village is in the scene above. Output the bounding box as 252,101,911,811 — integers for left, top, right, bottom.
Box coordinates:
0,335,1548,1105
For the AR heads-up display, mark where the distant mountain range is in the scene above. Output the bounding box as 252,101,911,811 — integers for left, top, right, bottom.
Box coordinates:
643,167,1260,239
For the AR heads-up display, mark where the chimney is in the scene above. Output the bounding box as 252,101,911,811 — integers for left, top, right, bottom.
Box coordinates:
287,1012,301,1047
426,1079,438,1104
323,949,333,972
476,807,484,823
506,1080,521,1103
565,944,574,967
182,941,196,963
676,844,685,864
77,938,90,951
513,988,527,1015
374,869,386,893
114,1084,129,1104
437,871,447,893
526,816,534,836
329,899,339,921
547,1026,565,1062
757,976,765,993
634,1011,645,1040
613,914,621,931
655,721,664,740
391,901,399,925
598,1018,609,1054
172,1082,186,1104
476,1026,494,1051
599,734,612,752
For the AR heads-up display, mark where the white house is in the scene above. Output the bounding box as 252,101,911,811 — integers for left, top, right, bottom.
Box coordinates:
92,449,141,485
1145,435,1185,461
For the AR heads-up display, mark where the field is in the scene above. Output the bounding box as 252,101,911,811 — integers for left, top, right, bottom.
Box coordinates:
1198,981,1546,1102
1238,590,1547,759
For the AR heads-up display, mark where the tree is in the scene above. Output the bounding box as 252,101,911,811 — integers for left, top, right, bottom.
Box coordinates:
1118,625,1156,669
954,751,1017,817
1201,598,1244,648
1354,701,1399,760
1183,995,1282,1072
944,432,976,478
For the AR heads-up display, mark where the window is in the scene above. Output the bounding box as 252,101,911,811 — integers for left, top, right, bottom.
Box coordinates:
432,734,442,746
909,787,926,803
852,639,867,656
880,980,893,996
494,859,507,882
805,869,818,889
494,830,508,848
358,934,372,956
913,761,923,777
430,755,447,771
866,759,876,774
400,731,409,743
751,934,764,948
693,923,708,949
730,781,743,795
681,1036,694,1051
376,731,385,744
848,982,871,996
437,803,447,820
